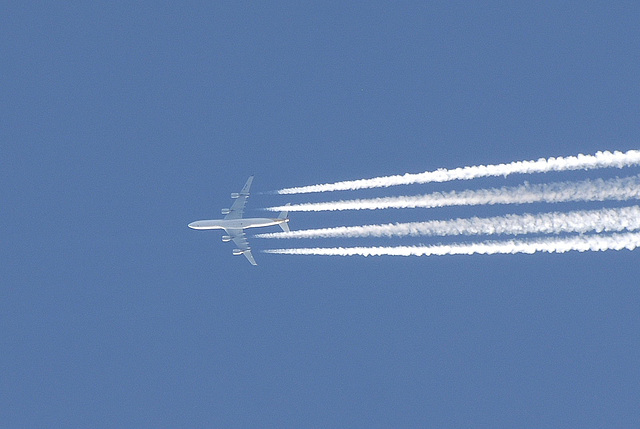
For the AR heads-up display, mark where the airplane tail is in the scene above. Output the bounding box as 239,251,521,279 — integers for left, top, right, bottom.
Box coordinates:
278,203,290,232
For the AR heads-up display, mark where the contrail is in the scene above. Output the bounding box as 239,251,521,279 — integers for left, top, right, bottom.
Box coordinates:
275,149,640,194
256,205,640,239
264,231,640,257
266,175,640,212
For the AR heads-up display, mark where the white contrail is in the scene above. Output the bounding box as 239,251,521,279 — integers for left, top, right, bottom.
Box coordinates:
276,149,640,194
256,205,640,239
266,175,640,212
264,231,640,257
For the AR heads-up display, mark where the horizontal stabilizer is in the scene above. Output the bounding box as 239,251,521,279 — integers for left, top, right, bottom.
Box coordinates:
278,203,290,220
278,203,290,232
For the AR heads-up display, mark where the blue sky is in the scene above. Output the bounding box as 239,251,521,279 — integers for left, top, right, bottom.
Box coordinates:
2,2,639,427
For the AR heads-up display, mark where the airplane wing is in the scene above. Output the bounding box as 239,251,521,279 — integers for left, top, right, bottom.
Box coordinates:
224,175,254,220
225,228,257,266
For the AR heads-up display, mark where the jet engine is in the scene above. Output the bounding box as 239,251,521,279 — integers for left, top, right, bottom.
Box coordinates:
222,235,232,242
232,249,245,256
221,208,230,215
230,193,240,199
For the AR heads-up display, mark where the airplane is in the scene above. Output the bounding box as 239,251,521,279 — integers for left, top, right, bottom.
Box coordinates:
188,176,290,265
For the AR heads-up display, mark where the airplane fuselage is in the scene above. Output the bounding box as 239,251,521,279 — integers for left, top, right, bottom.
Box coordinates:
188,218,288,231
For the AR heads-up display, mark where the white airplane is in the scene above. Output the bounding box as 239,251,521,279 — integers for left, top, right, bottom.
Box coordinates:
188,176,289,265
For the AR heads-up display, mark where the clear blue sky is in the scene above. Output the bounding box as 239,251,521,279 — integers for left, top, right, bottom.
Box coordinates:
2,2,639,427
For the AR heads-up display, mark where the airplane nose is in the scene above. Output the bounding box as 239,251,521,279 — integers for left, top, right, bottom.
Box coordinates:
188,222,196,229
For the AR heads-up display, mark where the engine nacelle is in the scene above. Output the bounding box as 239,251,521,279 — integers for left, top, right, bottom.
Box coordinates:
222,235,232,242
232,249,244,256
230,193,240,199
221,208,231,215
